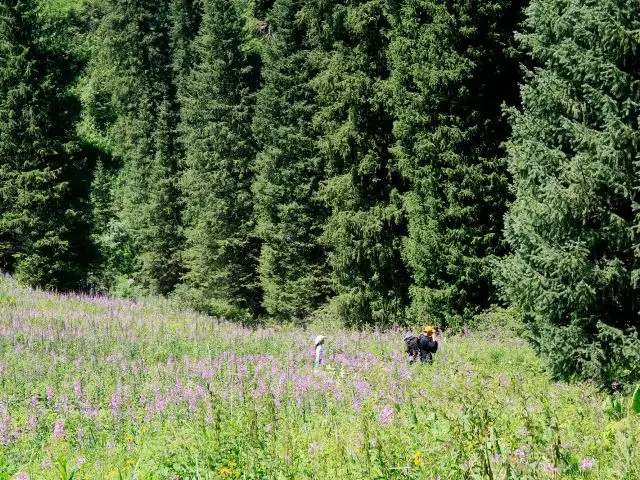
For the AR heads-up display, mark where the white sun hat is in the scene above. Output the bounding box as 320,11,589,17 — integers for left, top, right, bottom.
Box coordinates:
314,335,326,347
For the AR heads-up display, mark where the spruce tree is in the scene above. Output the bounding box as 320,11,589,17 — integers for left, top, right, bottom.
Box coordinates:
138,96,184,295
0,0,92,289
388,0,523,327
179,0,262,317
303,0,410,326
252,0,329,322
502,0,640,385
170,0,202,97
86,0,184,294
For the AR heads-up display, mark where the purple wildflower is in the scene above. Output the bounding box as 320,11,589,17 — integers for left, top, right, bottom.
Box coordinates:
110,388,122,416
378,405,395,426
53,420,65,440
579,457,594,471
514,448,527,465
74,380,82,398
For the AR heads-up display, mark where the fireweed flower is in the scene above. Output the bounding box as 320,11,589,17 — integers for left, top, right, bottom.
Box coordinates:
74,380,82,398
378,405,395,426
53,420,65,440
513,448,527,465
579,457,594,471
110,388,122,416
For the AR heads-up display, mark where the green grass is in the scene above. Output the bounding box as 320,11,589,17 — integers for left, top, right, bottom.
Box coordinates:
0,275,638,479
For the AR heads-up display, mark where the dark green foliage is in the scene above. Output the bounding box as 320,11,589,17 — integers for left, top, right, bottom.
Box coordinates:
0,0,93,290
85,0,184,295
501,0,640,385
303,0,410,326
88,160,137,290
252,0,330,322
633,385,640,414
170,0,202,97
388,0,523,327
179,0,262,317
139,97,185,295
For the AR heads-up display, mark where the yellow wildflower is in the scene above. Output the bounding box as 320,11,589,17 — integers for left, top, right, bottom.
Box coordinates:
220,467,232,476
413,451,423,466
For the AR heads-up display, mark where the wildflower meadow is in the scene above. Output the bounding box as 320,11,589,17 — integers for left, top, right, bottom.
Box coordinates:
0,274,638,479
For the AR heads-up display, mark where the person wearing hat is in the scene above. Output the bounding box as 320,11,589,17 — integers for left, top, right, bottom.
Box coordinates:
314,335,326,368
418,326,438,364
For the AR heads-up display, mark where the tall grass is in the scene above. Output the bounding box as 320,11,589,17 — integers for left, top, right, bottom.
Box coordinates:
0,275,637,479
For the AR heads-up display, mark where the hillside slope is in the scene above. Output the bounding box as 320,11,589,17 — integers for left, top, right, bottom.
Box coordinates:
0,275,637,479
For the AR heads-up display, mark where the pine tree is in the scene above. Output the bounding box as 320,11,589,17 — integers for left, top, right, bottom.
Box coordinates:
252,0,329,322
86,0,184,294
501,0,640,385
179,0,262,317
303,0,410,326
0,0,92,289
388,0,523,327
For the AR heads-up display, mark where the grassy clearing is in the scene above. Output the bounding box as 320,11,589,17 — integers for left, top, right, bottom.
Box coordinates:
0,275,637,479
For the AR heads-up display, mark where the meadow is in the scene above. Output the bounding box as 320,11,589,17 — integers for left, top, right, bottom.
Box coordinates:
0,275,638,480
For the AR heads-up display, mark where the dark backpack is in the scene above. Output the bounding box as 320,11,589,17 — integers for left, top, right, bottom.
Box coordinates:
419,334,438,353
404,335,419,353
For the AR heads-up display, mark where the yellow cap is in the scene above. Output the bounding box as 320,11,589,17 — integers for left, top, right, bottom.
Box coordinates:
424,325,434,334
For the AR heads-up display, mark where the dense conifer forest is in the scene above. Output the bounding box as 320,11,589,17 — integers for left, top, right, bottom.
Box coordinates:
1,0,639,386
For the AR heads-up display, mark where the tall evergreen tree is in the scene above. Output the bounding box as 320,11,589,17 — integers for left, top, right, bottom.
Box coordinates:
86,0,184,294
388,0,523,327
252,0,329,322
0,0,92,289
303,0,410,326
179,0,262,316
170,0,202,97
502,0,640,385
138,96,184,295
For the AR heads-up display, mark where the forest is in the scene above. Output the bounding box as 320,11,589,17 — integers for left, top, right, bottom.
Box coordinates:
1,0,639,388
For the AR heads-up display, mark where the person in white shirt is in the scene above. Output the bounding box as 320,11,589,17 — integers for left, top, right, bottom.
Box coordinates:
314,335,325,368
